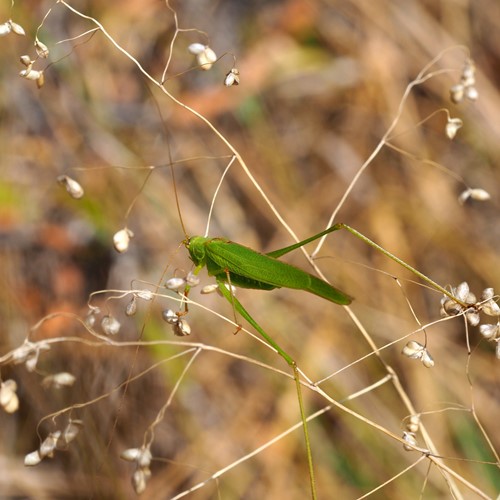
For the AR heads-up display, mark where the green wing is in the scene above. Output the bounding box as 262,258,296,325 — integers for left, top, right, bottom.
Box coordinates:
204,239,352,305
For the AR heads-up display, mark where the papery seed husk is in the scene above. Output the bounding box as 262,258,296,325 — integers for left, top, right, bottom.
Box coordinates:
443,299,462,316
162,309,178,325
402,340,424,359
482,288,495,300
224,69,240,86
482,301,500,317
137,448,152,468
20,69,42,81
479,324,498,339
403,431,418,451
458,189,471,205
188,43,206,55
421,350,435,368
126,298,137,316
52,372,76,387
20,55,32,66
113,228,133,253
450,84,464,104
197,47,217,70
455,282,470,301
24,450,42,466
36,72,45,89
468,188,490,201
174,319,191,336
10,21,25,36
60,420,83,444
165,277,186,290
201,284,219,294
0,383,19,413
465,86,478,101
407,414,420,433
466,311,480,327
85,312,97,328
25,355,39,372
101,315,121,335
0,22,11,36
35,39,49,58
57,175,84,199
445,118,462,140
132,468,149,495
39,432,61,457
121,448,141,462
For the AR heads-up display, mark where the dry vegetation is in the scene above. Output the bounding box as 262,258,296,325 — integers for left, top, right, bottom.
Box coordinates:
0,0,499,498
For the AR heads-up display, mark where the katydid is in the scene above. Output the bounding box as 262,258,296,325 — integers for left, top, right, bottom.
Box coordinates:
182,224,352,500
180,223,467,499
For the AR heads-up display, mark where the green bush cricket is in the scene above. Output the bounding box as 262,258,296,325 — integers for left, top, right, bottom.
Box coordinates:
182,224,352,499
179,223,465,499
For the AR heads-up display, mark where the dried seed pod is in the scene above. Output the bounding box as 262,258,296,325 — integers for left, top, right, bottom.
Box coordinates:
407,414,420,434
479,324,499,340
36,71,45,89
465,310,480,327
42,372,76,389
450,84,464,104
101,315,121,335
482,300,500,317
482,288,495,301
25,354,39,372
461,59,476,86
224,68,240,87
9,20,25,36
24,450,42,466
39,431,61,458
0,380,19,413
402,340,424,359
59,420,83,446
113,228,134,253
402,431,418,451
85,309,98,328
57,175,84,199
136,448,152,468
201,283,219,294
173,318,191,336
19,68,43,81
20,55,32,66
421,350,434,368
0,22,11,36
445,117,462,139
35,38,49,58
165,277,186,290
470,188,490,201
188,43,206,55
162,309,178,325
459,188,491,204
121,448,141,462
441,297,462,316
126,297,137,316
465,86,478,101
197,47,217,70
132,467,151,495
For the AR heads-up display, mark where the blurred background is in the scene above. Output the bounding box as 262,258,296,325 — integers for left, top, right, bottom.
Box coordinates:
0,0,499,498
